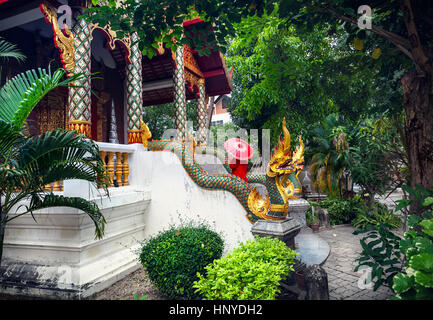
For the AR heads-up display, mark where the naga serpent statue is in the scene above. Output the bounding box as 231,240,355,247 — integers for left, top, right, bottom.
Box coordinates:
140,118,304,224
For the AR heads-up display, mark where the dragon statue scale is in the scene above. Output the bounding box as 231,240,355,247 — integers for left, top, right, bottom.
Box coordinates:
140,118,304,223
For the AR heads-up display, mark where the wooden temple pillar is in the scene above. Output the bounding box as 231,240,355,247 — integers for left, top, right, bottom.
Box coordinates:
173,45,187,140
67,1,92,138
125,32,143,144
196,79,208,146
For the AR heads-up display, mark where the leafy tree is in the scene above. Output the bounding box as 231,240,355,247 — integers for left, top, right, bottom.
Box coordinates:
269,0,433,214
87,0,260,58
226,11,339,144
349,115,409,207
225,5,405,151
142,101,197,140
0,67,110,264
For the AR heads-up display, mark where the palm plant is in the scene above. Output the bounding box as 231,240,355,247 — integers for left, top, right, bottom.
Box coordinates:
0,37,25,62
0,66,110,264
306,114,350,197
0,37,25,86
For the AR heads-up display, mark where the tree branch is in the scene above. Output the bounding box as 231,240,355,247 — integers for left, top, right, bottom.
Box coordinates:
324,7,414,62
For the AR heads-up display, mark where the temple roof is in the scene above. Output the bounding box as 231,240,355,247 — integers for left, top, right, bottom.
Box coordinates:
0,1,232,107
142,18,232,107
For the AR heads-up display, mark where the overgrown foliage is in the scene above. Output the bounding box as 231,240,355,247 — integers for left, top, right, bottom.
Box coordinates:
392,207,433,300
139,222,224,300
352,210,402,230
306,112,408,204
354,185,433,299
193,236,297,300
349,116,408,205
354,223,402,291
87,0,260,58
306,196,364,226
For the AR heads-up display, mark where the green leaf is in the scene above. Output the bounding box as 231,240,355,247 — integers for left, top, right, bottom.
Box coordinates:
414,237,433,254
0,37,25,62
414,271,433,288
423,211,433,220
0,68,83,128
399,239,413,255
402,185,421,201
394,199,412,212
424,197,433,207
392,273,414,294
420,219,433,237
410,253,433,273
405,230,417,239
408,215,421,228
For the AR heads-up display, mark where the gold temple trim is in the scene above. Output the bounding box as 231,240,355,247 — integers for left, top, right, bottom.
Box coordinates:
90,24,132,64
40,1,76,75
183,44,204,78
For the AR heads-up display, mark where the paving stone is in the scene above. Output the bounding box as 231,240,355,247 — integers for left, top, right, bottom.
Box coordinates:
316,225,394,300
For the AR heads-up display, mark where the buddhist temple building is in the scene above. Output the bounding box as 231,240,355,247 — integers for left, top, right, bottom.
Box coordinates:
0,0,232,147
0,0,242,299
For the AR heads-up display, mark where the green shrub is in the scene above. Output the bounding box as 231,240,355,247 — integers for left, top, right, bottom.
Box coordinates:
307,196,364,225
392,213,433,300
352,211,402,230
193,236,297,300
139,222,224,299
354,185,433,298
391,187,433,300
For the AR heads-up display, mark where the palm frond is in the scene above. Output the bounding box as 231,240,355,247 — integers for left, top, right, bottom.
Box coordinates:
0,119,22,162
15,129,108,191
0,38,25,62
7,193,106,239
0,68,83,128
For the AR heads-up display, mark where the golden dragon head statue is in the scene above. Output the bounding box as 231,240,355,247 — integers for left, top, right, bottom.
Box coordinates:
140,120,152,148
267,118,304,178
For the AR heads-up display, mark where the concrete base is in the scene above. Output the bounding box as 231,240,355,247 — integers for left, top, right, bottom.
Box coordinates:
288,198,309,227
251,217,301,250
0,187,150,299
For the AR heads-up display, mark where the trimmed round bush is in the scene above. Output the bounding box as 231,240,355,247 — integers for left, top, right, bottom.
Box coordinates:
139,223,224,299
193,236,297,300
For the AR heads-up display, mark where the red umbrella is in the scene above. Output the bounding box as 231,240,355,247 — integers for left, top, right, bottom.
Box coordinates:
224,138,253,161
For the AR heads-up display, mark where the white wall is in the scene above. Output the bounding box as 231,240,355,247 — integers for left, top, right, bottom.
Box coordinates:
142,151,254,254
211,112,232,125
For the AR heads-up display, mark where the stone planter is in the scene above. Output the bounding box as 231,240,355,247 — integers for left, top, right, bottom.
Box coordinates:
310,223,320,232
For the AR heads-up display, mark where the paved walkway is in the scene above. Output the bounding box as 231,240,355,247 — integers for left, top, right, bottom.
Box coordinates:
317,225,394,300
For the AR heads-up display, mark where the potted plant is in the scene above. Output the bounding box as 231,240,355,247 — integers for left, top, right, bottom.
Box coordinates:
307,206,320,232
310,215,320,232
